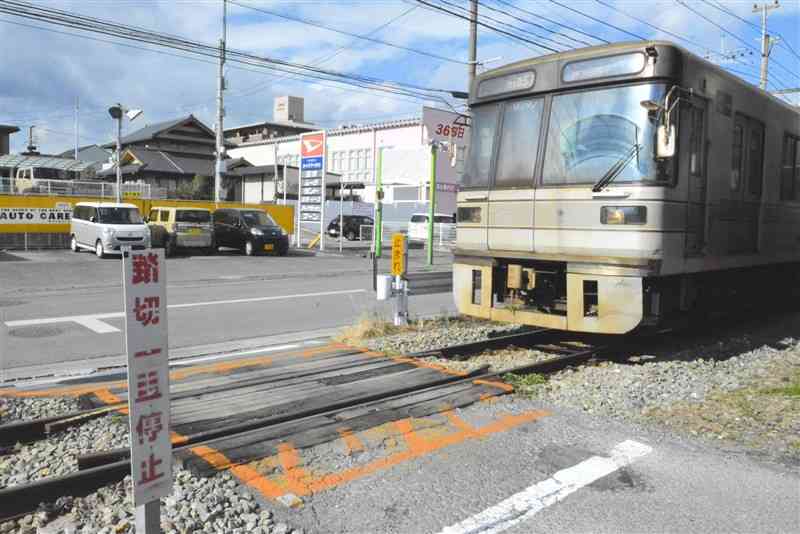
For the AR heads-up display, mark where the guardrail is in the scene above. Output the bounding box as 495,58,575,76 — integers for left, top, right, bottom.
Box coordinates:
405,270,453,295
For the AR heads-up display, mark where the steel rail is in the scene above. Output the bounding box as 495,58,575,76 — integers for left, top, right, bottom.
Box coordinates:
0,334,606,521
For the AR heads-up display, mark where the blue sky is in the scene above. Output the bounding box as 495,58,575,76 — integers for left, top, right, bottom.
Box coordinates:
0,0,798,154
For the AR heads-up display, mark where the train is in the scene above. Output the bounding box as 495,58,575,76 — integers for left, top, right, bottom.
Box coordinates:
453,40,800,334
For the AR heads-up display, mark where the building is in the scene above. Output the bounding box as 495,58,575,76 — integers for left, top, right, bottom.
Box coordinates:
227,106,468,221
57,144,111,167
99,115,247,199
0,124,20,156
224,96,316,147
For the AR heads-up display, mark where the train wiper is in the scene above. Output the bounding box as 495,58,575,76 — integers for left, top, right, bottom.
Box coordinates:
591,143,641,192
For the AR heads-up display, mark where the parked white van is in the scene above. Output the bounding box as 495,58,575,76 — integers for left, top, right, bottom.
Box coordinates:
70,202,150,258
407,213,456,242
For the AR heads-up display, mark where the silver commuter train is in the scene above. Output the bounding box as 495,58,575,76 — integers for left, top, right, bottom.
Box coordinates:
453,41,800,334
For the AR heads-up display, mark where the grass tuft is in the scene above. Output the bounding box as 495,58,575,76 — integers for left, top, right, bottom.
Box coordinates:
502,372,547,392
333,313,410,346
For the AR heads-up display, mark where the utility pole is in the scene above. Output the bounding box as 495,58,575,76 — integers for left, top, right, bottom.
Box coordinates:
215,0,227,204
74,96,79,160
467,0,478,90
753,0,781,91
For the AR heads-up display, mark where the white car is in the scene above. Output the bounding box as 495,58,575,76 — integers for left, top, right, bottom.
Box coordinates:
407,213,456,242
70,202,151,258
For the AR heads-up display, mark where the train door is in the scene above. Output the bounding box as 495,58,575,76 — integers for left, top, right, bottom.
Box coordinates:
728,114,764,254
681,97,708,256
487,97,544,253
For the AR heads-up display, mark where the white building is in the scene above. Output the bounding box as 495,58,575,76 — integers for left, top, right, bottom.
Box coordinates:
227,104,468,221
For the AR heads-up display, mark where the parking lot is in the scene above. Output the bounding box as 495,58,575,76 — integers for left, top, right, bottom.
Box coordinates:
0,246,455,376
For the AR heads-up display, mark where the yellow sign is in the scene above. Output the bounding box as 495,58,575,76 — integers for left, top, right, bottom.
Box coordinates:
0,195,295,235
391,233,407,276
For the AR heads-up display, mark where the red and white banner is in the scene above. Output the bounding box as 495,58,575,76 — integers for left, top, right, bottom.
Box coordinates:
122,248,172,505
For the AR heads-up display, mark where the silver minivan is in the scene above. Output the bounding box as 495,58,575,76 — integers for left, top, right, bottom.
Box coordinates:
70,202,151,258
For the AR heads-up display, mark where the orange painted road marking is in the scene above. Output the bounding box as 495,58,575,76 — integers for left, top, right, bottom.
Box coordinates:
211,409,552,500
337,427,365,454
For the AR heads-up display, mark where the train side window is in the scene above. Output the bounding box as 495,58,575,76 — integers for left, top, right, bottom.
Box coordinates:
747,123,765,197
690,106,705,176
731,124,744,192
494,98,544,188
780,134,798,201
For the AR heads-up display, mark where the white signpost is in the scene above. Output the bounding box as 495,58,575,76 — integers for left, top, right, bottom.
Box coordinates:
122,247,172,532
299,131,326,250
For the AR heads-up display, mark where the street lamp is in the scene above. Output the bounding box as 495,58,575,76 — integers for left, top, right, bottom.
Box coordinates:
108,104,143,203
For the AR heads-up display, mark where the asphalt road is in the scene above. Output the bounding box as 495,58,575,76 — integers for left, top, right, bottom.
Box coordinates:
271,395,800,534
0,248,455,369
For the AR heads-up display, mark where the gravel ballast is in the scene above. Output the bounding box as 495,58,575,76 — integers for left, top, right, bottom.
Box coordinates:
0,408,304,533
362,317,523,355
0,468,302,534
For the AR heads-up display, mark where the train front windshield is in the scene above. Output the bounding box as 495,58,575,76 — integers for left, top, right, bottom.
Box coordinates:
463,83,672,189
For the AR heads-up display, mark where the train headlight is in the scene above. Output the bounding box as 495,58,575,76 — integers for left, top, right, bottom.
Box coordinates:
601,206,647,225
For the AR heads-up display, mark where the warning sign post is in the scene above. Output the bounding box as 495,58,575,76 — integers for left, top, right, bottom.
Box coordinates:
122,247,172,532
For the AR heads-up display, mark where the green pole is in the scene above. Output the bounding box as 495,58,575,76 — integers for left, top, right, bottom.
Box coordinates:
427,144,437,266
375,147,383,258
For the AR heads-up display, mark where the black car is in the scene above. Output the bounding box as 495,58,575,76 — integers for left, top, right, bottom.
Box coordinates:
327,215,374,241
213,208,289,256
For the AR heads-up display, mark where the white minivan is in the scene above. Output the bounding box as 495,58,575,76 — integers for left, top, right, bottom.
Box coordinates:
70,202,151,258
407,212,456,242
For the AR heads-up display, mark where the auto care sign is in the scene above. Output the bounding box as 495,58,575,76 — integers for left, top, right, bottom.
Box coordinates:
122,248,172,505
299,131,326,222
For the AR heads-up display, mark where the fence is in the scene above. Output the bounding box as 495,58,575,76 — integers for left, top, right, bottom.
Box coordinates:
0,177,155,199
360,221,456,249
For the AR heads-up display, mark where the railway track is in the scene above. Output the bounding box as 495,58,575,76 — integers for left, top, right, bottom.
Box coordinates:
0,330,609,521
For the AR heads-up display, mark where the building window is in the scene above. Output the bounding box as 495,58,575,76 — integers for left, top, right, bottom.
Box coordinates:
350,150,358,171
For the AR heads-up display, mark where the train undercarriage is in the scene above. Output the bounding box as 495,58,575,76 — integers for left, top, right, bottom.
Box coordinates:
454,256,800,335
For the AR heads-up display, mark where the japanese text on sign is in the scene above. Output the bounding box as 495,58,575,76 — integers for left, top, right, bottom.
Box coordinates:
391,233,407,277
123,248,172,506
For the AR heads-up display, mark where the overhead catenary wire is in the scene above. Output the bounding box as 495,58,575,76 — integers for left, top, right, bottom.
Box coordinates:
0,0,459,108
229,0,468,65
491,0,608,46
229,4,420,100
473,0,589,49
0,15,432,123
546,0,647,41
431,0,569,51
703,0,800,61
592,0,707,50
412,0,560,54
675,0,797,86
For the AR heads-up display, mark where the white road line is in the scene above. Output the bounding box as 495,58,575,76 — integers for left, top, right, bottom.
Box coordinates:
75,317,121,333
437,440,653,534
4,289,367,334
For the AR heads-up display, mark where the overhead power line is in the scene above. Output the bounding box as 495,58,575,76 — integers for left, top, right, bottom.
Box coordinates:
676,0,796,86
475,0,591,48
412,0,560,54
229,0,468,65
592,0,706,50
491,0,608,46
429,0,568,51
0,0,458,108
547,0,647,41
702,0,800,61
